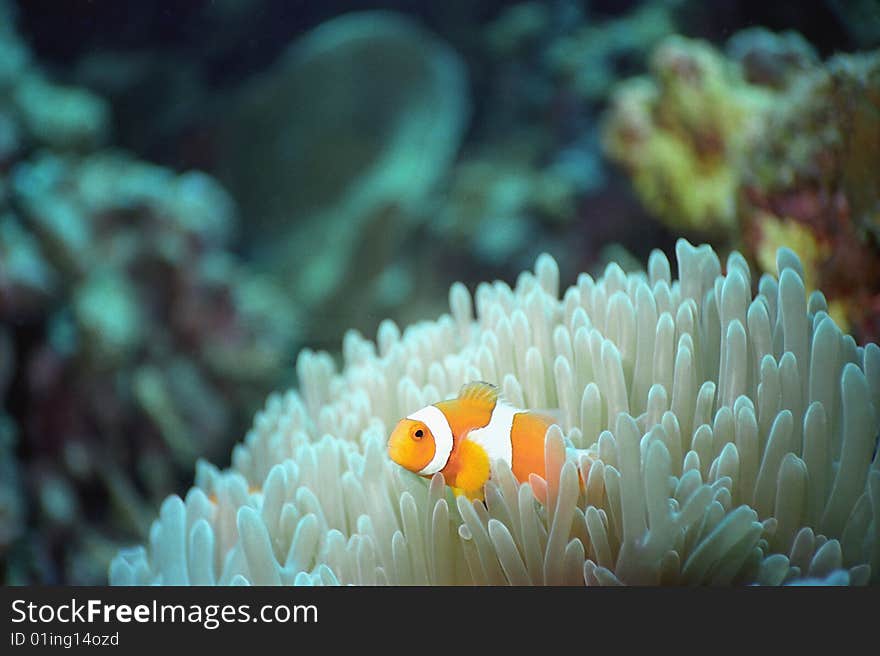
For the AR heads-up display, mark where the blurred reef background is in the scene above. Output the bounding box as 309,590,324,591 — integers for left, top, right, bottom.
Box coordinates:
0,0,878,584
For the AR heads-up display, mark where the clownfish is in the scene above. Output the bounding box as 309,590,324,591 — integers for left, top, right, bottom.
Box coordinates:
387,381,557,500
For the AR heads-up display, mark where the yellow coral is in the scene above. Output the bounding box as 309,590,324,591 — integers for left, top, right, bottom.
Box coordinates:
629,131,738,231
754,212,828,290
754,212,849,328
602,35,775,233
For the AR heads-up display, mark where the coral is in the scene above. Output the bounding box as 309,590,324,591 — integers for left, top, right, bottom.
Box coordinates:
0,1,300,584
433,138,594,266
428,2,683,275
545,0,680,102
602,35,775,233
0,214,56,317
0,0,109,153
111,242,880,586
741,49,880,342
217,11,469,344
726,28,818,89
604,29,880,342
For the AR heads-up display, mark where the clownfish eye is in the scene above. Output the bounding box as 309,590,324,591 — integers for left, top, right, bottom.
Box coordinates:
414,429,424,439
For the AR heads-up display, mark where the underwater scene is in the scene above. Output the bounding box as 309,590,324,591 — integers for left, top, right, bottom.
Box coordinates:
0,0,879,586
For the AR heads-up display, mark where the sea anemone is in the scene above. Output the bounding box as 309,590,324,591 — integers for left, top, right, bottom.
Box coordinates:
110,240,880,585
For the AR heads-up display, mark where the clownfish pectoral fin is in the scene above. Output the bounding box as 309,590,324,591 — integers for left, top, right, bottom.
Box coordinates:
458,381,501,407
464,487,485,501
451,486,485,501
455,439,491,497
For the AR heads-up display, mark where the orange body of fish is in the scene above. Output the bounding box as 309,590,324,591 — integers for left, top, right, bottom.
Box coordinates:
386,381,556,500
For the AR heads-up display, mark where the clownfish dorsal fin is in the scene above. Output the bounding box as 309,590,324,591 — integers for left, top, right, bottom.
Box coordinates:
458,381,501,408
